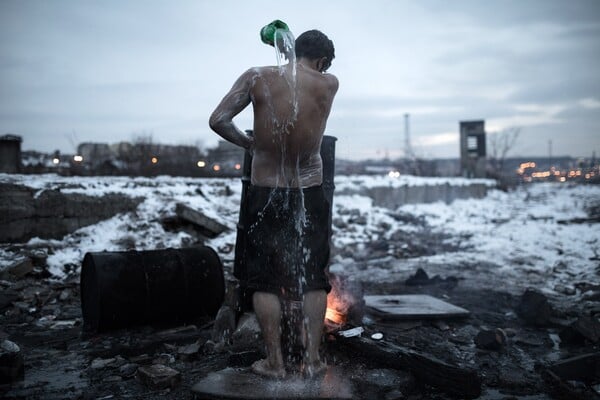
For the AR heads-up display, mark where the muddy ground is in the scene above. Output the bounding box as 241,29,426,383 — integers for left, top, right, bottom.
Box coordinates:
1,234,598,400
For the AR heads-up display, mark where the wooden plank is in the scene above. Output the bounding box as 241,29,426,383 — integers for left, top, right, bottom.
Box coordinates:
335,335,481,399
364,295,470,320
175,203,228,237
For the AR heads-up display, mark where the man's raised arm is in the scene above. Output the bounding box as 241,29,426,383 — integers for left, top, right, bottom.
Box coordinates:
209,69,256,150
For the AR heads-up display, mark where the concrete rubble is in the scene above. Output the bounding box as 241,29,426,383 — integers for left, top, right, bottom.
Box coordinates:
0,259,597,399
0,180,599,399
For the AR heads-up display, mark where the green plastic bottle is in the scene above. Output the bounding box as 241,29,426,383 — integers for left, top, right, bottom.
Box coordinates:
260,20,290,46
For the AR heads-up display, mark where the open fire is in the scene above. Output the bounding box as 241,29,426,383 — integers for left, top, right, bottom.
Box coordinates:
324,273,364,330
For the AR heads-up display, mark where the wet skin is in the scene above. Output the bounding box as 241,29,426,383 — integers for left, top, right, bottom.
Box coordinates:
210,55,338,378
209,57,338,188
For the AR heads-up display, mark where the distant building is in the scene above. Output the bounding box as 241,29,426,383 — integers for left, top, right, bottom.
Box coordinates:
205,140,245,174
459,120,486,178
0,134,22,173
77,142,112,167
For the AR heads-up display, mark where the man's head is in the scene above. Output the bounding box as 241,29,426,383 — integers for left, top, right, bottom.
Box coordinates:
295,30,335,72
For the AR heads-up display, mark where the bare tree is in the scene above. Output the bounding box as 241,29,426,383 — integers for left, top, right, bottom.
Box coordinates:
488,127,520,176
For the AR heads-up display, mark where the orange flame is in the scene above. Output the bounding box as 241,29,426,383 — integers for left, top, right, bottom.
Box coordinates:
325,307,346,325
325,289,348,326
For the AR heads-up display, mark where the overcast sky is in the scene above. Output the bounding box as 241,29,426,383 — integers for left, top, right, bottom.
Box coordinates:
1,0,599,160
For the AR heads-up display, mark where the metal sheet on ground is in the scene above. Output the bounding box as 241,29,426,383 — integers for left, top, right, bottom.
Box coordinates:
191,366,353,399
365,294,470,320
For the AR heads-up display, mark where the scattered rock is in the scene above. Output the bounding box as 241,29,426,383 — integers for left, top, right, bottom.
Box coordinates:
211,305,236,343
136,364,181,390
91,357,116,369
203,340,217,354
474,328,506,351
516,289,554,326
333,217,348,229
178,341,201,360
542,352,600,399
559,315,600,345
513,335,546,347
574,282,600,294
232,312,261,348
0,288,18,312
405,268,458,287
503,328,518,338
29,249,48,267
59,289,71,301
554,284,576,296
405,268,430,286
432,321,450,331
175,203,228,238
0,258,33,281
118,363,138,378
0,339,24,384
153,353,175,365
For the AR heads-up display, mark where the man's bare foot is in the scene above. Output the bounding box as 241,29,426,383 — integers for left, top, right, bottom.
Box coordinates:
251,359,286,379
302,359,327,378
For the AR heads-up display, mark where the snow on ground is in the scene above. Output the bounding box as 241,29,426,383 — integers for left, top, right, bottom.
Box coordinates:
1,174,599,298
335,174,496,190
331,181,600,297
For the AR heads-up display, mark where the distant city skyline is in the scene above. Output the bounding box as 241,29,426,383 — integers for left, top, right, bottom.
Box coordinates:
1,0,599,160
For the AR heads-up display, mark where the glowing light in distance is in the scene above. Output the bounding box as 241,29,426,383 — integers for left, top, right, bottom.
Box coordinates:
213,164,221,171
197,160,206,168
52,158,60,165
73,155,83,162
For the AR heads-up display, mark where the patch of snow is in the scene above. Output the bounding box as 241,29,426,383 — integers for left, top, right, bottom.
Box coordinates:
1,174,599,298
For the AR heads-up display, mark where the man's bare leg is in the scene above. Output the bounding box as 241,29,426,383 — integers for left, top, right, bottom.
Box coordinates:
252,292,286,378
302,290,327,376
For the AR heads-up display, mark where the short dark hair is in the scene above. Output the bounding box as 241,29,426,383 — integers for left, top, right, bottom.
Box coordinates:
295,30,335,64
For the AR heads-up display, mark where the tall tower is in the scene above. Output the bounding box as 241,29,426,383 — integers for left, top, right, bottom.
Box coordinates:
459,120,486,178
404,113,413,159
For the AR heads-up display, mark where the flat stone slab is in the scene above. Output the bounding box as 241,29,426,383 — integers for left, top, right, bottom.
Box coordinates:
365,294,470,320
191,366,353,399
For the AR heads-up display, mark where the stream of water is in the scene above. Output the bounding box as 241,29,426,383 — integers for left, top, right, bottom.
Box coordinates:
270,28,311,364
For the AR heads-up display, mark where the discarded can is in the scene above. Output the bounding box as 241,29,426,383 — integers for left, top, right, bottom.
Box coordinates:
338,326,364,338
81,246,224,332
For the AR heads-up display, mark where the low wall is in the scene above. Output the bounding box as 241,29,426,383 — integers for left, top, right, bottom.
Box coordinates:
0,183,142,243
366,183,491,209
336,179,494,209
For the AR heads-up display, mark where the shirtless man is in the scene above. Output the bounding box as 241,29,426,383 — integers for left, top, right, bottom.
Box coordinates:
209,30,338,378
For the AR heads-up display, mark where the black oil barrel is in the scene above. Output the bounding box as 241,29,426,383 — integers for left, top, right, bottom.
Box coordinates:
81,246,224,332
233,134,337,312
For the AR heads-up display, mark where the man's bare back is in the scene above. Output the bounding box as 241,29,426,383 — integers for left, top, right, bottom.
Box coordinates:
209,59,338,188
209,29,338,378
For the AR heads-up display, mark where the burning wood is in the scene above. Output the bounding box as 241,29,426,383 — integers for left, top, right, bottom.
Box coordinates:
325,307,346,326
324,273,365,331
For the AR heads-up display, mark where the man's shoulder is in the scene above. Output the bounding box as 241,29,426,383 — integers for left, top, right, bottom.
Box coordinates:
245,66,278,76
322,73,339,93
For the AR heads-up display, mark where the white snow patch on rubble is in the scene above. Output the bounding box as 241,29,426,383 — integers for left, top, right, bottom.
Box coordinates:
1,174,599,297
